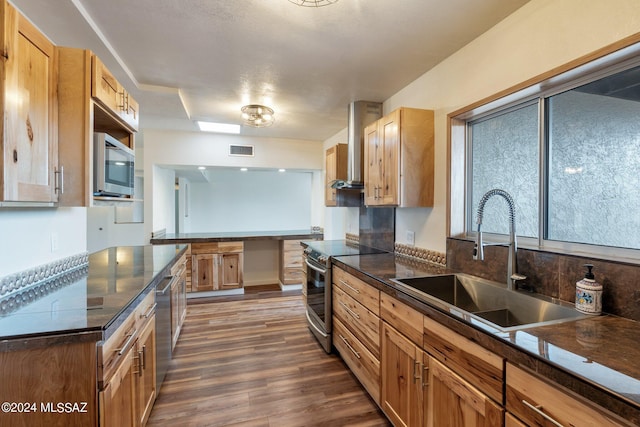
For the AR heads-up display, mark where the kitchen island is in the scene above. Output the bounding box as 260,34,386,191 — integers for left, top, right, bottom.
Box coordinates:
0,244,186,427
151,229,323,295
332,252,640,426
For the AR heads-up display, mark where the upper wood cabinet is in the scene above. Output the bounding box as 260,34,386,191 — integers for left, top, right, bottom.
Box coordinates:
0,1,59,205
57,47,137,206
325,143,348,206
92,55,139,131
363,107,434,207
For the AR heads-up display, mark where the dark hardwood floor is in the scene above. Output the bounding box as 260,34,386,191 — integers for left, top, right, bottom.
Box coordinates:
147,285,390,427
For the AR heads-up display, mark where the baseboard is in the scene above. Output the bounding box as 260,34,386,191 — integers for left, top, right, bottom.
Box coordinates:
278,281,302,291
186,288,244,299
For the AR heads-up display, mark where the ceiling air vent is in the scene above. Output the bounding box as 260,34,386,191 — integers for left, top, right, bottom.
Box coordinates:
229,144,254,157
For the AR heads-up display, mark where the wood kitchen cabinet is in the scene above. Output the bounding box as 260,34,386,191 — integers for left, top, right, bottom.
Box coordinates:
332,266,382,403
99,290,157,427
279,239,304,287
325,143,348,206
191,242,244,292
381,322,427,427
506,362,634,427
363,107,434,207
171,253,187,350
57,47,137,206
0,0,59,205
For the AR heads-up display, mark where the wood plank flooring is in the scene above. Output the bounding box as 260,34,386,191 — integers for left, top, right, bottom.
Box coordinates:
147,285,391,427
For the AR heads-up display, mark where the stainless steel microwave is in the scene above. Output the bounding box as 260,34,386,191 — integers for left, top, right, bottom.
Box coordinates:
93,132,135,197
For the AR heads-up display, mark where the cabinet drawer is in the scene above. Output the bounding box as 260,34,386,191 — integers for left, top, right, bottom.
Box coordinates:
423,315,504,404
190,241,243,255
333,266,380,315
380,293,422,346
333,317,381,405
333,284,380,358
98,291,155,384
506,363,633,427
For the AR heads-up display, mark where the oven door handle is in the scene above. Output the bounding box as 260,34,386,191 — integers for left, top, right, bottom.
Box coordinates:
305,258,327,275
306,310,328,338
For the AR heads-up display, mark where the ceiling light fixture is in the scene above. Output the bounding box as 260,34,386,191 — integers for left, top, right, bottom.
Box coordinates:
241,104,275,127
197,121,241,134
288,0,338,6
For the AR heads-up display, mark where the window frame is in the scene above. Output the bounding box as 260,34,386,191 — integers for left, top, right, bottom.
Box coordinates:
448,35,640,264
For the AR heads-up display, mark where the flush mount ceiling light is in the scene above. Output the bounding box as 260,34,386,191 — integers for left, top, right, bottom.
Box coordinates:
288,0,338,6
241,104,275,127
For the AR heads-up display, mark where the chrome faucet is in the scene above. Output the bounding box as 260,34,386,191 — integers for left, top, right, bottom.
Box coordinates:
473,189,526,290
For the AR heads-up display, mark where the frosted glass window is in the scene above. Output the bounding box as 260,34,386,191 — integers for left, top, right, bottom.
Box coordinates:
470,103,539,238
547,83,640,249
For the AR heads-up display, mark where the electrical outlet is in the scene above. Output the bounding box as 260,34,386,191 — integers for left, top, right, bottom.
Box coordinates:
50,232,59,253
406,230,415,246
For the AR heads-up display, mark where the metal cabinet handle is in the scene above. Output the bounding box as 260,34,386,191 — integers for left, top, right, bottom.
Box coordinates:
522,400,564,427
339,279,360,294
55,166,64,194
339,300,360,319
142,302,157,319
339,334,360,359
422,365,430,388
116,329,137,356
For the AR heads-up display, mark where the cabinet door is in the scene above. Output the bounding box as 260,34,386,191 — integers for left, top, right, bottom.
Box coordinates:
92,55,122,119
427,357,503,427
137,316,156,427
378,109,400,205
381,322,424,427
364,121,381,205
2,6,58,203
218,252,243,290
178,269,187,327
191,254,216,292
99,343,137,427
326,145,338,206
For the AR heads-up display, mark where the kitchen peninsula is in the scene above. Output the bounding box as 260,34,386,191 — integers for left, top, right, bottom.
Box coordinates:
0,244,186,427
150,229,322,295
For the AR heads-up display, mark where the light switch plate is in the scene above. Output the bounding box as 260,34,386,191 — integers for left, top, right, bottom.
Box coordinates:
406,230,415,246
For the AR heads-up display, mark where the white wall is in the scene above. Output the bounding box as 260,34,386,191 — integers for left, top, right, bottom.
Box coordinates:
143,129,324,241
325,0,640,253
186,169,311,232
0,208,86,276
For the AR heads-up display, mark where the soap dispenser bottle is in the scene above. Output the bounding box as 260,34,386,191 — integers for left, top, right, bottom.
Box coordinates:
575,264,602,315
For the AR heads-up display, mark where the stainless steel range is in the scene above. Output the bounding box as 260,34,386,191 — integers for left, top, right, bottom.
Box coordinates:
303,240,386,353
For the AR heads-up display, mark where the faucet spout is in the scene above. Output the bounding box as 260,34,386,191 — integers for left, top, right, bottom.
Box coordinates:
474,189,524,290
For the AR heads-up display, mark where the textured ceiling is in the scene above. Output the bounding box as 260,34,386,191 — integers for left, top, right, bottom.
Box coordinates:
12,0,529,141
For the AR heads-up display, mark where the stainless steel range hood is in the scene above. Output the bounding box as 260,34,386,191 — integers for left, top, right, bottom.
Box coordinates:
331,101,383,190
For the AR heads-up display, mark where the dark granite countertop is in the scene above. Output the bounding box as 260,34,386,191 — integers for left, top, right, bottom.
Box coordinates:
0,244,186,350
150,229,323,244
332,252,640,424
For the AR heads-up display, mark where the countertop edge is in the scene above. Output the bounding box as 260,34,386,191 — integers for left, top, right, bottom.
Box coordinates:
331,257,640,425
150,232,323,244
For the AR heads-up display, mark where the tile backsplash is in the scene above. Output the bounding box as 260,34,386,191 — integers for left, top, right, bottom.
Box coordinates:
447,237,640,322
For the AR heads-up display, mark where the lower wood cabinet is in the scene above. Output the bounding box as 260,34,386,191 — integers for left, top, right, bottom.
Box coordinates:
279,239,304,286
506,362,634,427
191,242,244,292
171,253,188,350
381,322,426,427
428,357,503,427
98,290,157,427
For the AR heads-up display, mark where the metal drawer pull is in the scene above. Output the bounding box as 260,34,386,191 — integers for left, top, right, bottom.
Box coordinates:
339,279,360,294
142,302,157,319
339,301,360,319
138,345,146,376
116,329,137,356
522,400,564,427
413,360,421,384
339,334,361,359
422,365,429,388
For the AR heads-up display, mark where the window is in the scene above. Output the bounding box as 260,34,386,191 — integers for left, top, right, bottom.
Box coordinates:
458,42,640,256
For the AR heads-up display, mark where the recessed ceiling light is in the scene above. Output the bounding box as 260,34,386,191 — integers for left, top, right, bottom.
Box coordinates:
240,167,248,172
278,168,286,172
197,121,241,134
198,166,206,170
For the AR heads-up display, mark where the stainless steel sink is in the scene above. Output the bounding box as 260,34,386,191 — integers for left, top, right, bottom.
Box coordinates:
391,273,587,331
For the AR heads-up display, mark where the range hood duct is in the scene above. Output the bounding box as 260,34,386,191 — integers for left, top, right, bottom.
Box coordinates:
331,101,383,190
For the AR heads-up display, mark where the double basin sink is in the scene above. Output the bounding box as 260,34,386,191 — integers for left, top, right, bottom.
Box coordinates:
392,273,587,331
